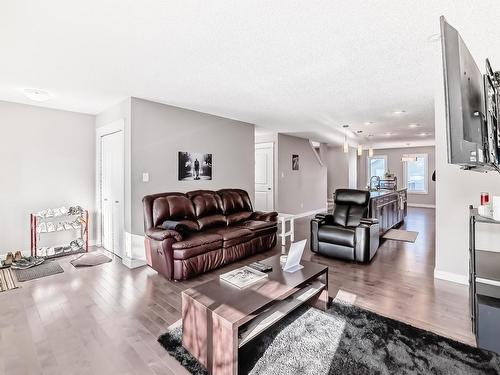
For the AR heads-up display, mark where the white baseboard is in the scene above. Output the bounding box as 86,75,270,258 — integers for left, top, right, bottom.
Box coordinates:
279,207,327,220
434,269,469,285
123,232,147,269
408,203,436,209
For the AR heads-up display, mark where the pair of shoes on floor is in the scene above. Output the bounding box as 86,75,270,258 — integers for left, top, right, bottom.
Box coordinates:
2,251,24,268
11,256,44,270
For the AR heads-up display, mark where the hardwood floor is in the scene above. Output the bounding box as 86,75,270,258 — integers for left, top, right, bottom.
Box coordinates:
0,207,474,375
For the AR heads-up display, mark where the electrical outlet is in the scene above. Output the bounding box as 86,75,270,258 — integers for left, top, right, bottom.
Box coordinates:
142,173,149,182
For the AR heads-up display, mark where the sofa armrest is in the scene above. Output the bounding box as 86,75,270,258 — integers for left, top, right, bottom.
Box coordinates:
146,228,182,242
360,217,379,225
310,216,329,253
251,211,278,222
355,222,380,263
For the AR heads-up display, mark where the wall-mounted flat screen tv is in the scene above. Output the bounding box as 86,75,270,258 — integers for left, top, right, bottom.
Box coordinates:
441,16,500,173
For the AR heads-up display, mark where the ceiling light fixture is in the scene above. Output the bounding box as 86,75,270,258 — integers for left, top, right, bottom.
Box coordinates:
364,122,375,125
23,88,51,102
419,132,430,136
392,110,406,115
357,144,363,157
368,134,374,157
408,123,420,128
385,132,393,136
342,125,349,153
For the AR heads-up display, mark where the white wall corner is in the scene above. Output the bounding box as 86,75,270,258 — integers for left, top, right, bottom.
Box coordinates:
124,232,146,269
434,269,469,286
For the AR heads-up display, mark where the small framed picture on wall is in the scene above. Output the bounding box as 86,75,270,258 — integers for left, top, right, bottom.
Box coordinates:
292,154,299,171
178,152,213,180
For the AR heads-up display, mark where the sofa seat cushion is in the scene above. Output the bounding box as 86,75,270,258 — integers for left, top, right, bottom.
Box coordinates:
317,225,355,248
172,232,222,260
206,226,253,247
234,220,277,237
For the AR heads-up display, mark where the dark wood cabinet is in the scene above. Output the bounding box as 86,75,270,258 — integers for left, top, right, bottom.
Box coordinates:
368,189,407,236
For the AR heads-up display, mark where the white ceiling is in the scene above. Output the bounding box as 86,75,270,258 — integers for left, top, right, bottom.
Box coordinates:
2,1,500,147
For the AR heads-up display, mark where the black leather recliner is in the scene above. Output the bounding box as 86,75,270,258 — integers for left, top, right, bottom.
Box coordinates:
311,189,380,263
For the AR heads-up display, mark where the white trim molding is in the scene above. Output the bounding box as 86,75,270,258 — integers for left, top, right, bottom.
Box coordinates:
434,269,469,285
278,207,326,220
407,203,436,208
123,232,146,269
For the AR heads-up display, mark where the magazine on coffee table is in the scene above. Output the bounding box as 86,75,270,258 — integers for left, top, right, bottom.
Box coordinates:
220,266,268,288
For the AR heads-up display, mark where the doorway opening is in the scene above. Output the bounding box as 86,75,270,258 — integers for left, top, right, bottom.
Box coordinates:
255,142,274,212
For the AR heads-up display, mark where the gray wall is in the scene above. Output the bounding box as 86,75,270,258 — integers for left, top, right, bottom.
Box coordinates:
0,101,95,253
357,146,436,206
130,98,255,235
276,134,327,214
434,48,500,283
326,146,357,199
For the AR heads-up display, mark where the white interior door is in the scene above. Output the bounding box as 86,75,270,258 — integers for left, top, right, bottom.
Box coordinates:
101,131,124,257
255,142,274,211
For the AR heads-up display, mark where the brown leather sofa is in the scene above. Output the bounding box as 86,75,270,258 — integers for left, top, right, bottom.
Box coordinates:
143,189,278,280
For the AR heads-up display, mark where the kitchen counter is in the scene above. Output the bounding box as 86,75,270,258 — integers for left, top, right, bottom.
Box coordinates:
369,188,407,198
368,189,407,235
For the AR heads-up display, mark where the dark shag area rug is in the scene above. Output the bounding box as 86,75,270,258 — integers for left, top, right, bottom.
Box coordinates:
158,301,500,375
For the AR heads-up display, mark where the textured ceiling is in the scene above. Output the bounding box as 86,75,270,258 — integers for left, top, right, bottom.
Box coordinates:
2,1,500,147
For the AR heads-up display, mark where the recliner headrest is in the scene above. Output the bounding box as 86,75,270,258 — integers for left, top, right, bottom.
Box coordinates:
334,189,370,206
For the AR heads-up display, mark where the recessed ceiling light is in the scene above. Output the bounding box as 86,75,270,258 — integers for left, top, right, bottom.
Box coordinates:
385,132,394,136
364,122,375,125
418,132,430,136
392,110,406,115
23,88,51,102
408,123,420,128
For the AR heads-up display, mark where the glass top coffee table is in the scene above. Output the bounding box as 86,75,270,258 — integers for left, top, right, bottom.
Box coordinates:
181,255,329,375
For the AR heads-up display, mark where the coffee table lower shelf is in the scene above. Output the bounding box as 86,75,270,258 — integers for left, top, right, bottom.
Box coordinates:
238,280,325,347
181,256,329,375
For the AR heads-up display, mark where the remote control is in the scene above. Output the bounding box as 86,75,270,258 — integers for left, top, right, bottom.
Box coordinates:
249,261,273,273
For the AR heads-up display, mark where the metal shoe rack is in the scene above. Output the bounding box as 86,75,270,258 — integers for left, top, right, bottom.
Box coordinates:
30,209,89,259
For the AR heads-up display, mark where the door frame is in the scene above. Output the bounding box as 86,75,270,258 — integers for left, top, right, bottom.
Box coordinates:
95,120,125,255
255,142,275,211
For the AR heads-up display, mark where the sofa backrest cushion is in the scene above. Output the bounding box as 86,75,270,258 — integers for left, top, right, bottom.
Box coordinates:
187,190,227,230
333,189,370,227
217,189,253,215
143,192,199,232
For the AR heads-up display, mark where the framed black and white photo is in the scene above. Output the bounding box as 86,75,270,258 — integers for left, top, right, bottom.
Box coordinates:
292,154,299,171
178,152,212,181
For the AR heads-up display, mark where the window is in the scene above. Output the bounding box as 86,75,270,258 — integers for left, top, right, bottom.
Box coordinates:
367,155,387,183
404,153,428,194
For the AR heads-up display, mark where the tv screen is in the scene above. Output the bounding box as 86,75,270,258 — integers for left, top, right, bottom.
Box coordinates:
441,16,490,171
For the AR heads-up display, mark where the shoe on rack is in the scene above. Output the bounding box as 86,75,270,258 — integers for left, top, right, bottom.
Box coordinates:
38,247,48,257
56,223,64,232
46,209,54,217
59,206,68,215
71,221,81,230
14,251,22,262
46,247,55,256
64,222,73,231
46,222,56,233
53,208,62,217
37,222,47,233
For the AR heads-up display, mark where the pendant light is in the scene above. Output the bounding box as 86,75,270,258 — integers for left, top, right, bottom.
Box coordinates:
342,125,349,153
357,144,363,156
368,134,374,157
